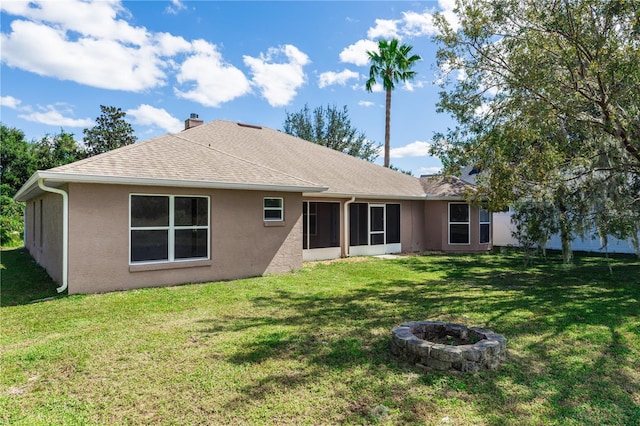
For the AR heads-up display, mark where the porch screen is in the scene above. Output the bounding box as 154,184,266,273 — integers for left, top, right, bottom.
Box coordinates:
349,203,401,246
386,204,401,244
303,202,340,249
349,203,369,246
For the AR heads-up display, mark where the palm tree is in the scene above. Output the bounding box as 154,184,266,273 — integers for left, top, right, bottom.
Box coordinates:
366,39,421,168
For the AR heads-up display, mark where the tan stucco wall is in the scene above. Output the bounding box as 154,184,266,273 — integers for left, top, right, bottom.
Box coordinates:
24,191,64,284
424,200,492,253
400,200,426,252
66,183,303,294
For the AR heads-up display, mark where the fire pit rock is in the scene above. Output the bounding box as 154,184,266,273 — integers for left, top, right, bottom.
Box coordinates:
391,321,506,373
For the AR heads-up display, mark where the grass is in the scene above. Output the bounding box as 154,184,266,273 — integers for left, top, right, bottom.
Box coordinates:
1,247,639,425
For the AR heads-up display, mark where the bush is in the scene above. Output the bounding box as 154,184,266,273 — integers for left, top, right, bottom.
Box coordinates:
1,185,24,247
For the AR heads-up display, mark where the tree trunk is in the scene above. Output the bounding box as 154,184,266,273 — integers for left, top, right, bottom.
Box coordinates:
384,88,391,168
559,213,573,265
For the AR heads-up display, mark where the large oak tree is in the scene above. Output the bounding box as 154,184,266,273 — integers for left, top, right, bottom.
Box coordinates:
283,104,380,162
432,0,640,258
83,105,137,157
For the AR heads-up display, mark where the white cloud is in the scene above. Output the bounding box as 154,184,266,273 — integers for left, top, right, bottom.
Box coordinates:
0,0,195,92
175,40,251,107
243,44,310,107
165,0,187,15
474,103,492,118
0,95,21,109
1,0,147,45
437,0,461,32
365,82,384,93
339,39,378,66
367,18,401,40
390,141,432,158
418,166,443,176
154,32,192,57
318,69,359,88
403,80,426,92
18,104,93,128
401,10,437,37
400,1,460,36
358,100,375,107
127,104,183,133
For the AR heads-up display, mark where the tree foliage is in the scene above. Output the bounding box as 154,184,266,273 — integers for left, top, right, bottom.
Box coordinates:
0,125,86,246
83,105,137,157
366,39,421,167
432,0,640,259
1,125,36,194
0,125,35,246
33,130,86,170
283,104,381,162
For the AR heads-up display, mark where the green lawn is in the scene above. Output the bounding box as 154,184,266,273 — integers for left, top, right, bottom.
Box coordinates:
1,248,639,425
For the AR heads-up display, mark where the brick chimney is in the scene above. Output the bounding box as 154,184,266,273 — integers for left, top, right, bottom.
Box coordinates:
184,113,203,130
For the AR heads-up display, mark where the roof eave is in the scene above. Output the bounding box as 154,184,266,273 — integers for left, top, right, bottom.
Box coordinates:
14,171,327,202
303,191,426,201
423,195,470,201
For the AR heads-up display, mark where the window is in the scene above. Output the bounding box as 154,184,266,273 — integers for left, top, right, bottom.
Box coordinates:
480,208,491,244
263,197,283,221
449,203,470,244
130,194,209,264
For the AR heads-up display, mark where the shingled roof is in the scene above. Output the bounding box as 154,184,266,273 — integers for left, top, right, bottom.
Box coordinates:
419,175,478,199
15,120,468,202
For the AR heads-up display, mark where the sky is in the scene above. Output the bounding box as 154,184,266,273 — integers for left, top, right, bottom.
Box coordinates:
0,0,460,176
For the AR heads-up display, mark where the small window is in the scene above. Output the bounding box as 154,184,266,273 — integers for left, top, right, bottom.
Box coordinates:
449,203,470,245
480,208,491,244
263,197,284,221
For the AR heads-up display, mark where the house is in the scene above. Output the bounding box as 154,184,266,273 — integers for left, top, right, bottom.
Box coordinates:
14,119,492,295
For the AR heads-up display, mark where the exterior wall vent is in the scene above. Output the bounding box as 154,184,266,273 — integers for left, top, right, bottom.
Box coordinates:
237,122,262,130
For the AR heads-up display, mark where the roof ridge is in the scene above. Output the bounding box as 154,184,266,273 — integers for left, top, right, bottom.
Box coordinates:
169,132,322,187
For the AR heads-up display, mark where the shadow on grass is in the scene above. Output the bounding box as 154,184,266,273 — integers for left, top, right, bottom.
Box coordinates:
197,253,640,424
1,247,61,306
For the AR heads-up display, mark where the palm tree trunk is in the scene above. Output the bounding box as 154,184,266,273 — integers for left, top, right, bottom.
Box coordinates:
384,88,391,167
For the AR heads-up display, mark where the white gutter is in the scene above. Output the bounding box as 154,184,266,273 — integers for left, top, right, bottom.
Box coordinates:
304,191,425,201
343,197,356,257
37,179,68,293
15,171,327,202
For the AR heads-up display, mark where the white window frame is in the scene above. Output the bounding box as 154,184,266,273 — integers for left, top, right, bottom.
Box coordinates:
448,202,470,245
369,204,386,245
263,197,284,222
303,201,317,236
129,194,210,265
479,208,491,244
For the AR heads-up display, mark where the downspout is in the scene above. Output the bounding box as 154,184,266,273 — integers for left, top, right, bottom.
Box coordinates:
37,179,68,293
23,207,27,248
343,197,356,257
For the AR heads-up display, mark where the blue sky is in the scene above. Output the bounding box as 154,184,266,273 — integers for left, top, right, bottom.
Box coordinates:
1,0,459,176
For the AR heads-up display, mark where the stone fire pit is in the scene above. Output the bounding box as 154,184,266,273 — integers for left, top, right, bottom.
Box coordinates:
391,321,506,373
